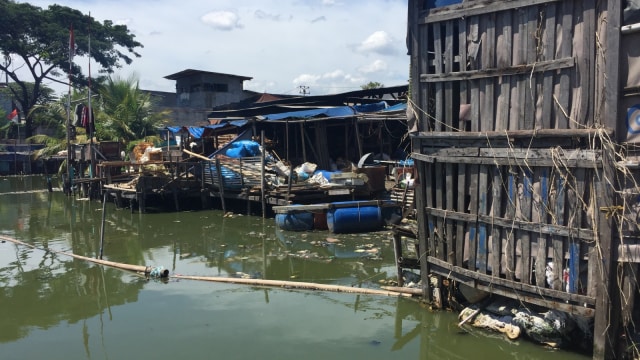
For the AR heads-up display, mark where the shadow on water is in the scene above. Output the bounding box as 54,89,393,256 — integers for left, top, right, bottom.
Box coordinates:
0,176,590,360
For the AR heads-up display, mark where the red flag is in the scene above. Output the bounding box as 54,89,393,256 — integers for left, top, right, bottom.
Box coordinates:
6,109,18,122
69,25,75,63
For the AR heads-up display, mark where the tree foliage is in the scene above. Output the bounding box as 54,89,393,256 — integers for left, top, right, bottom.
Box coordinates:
361,81,384,90
0,0,143,137
97,74,171,143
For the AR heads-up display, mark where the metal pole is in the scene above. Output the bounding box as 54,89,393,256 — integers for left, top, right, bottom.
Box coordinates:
88,13,95,181
99,191,107,259
260,130,266,218
66,25,73,195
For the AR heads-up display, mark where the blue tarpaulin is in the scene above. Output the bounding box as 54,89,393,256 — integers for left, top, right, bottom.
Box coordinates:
353,101,387,113
261,106,356,121
187,127,204,139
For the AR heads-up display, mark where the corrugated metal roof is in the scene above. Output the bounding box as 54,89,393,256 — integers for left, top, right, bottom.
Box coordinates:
164,69,252,81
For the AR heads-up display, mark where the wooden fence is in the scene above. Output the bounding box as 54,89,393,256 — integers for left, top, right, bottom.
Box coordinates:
408,0,625,357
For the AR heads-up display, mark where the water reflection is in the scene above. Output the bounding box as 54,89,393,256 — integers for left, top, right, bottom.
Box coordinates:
0,176,590,360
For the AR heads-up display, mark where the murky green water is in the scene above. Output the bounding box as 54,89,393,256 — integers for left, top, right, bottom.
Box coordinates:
0,176,590,359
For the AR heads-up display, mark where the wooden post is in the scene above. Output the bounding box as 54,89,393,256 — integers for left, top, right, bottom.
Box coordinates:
354,119,363,160
593,1,621,358
413,141,431,303
173,186,180,212
393,232,404,286
261,130,266,218
99,191,107,259
215,157,227,214
300,123,307,163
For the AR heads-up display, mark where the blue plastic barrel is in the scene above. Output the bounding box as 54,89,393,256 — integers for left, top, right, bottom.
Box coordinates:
326,201,383,233
275,212,314,231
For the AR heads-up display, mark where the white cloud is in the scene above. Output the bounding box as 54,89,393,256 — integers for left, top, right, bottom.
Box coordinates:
201,11,242,31
359,59,388,73
293,73,322,86
357,31,396,55
24,0,410,96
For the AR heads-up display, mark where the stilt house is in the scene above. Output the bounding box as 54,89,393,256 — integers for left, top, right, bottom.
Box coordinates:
408,1,640,357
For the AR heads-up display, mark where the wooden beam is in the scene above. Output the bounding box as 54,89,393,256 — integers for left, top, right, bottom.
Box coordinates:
411,128,613,140
421,0,562,24
411,152,601,168
425,206,595,241
421,57,575,83
427,256,596,309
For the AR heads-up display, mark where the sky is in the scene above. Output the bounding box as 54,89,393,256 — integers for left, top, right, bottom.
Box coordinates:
24,0,410,96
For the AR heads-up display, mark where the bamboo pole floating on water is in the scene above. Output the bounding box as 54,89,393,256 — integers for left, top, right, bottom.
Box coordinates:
173,274,412,297
0,234,411,298
0,235,168,277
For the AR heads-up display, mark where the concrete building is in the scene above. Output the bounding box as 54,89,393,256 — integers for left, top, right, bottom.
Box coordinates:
161,69,254,127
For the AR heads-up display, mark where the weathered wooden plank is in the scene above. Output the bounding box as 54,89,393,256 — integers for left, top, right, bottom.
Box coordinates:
477,165,489,273
411,128,613,139
528,168,543,285
569,1,588,129
468,164,480,271
445,21,455,131
509,10,521,132
567,168,585,293
516,8,528,131
420,57,575,83
425,206,594,241
456,163,467,266
535,168,550,287
425,162,437,261
550,170,566,291
434,23,444,132
540,2,557,129
446,163,455,263
523,6,538,130
418,15,431,131
459,17,469,130
501,166,517,280
412,153,601,168
424,147,481,157
470,16,481,132
482,13,496,131
435,163,445,260
555,0,573,129
621,263,638,327
421,0,562,24
479,148,601,161
412,141,431,301
496,10,512,131
490,165,503,277
426,207,477,223
418,144,602,162
517,168,533,282
427,256,596,307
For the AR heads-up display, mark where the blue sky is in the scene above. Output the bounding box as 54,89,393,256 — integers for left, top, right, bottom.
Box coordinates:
25,0,410,96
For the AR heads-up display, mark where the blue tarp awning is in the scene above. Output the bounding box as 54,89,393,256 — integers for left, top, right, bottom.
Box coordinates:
380,102,407,112
353,101,387,113
167,101,405,137
261,106,356,121
165,119,249,139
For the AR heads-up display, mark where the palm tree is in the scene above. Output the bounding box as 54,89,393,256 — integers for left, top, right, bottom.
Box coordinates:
97,74,171,144
28,92,89,175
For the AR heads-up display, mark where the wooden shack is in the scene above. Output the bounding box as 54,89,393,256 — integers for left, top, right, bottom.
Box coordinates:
408,0,639,357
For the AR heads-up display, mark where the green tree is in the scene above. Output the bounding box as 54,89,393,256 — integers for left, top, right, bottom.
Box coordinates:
361,81,384,90
97,74,170,143
27,89,90,175
0,0,143,138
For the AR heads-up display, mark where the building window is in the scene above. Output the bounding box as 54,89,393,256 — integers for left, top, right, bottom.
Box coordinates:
203,83,228,92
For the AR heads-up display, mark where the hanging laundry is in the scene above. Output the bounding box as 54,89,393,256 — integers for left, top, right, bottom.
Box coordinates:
73,103,84,127
81,105,95,134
